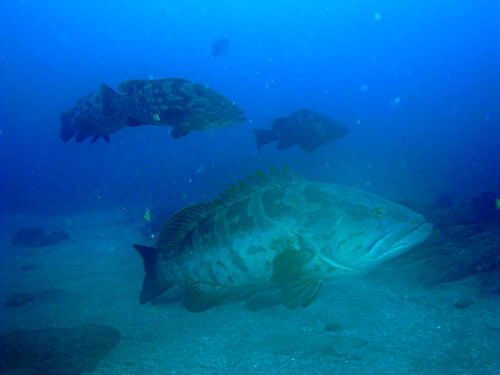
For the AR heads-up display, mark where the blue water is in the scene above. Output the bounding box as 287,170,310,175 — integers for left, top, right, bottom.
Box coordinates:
1,2,499,374
1,0,498,214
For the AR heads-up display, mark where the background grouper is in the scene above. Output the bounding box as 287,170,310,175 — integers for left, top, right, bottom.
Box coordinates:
134,167,433,312
60,78,245,142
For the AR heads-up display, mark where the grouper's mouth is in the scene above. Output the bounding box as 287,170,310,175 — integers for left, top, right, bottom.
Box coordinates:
367,220,433,263
317,220,433,271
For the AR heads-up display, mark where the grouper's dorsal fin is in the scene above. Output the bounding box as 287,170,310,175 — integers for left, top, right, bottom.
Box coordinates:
117,79,148,94
158,166,301,252
217,165,299,205
157,203,218,252
117,78,191,94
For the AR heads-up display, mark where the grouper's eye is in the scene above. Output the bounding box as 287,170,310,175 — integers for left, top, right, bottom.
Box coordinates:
372,207,386,218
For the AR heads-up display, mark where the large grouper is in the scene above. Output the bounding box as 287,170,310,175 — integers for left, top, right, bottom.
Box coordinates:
134,166,432,312
60,78,245,142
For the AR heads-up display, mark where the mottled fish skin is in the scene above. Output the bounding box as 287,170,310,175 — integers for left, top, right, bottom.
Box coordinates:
254,109,349,153
61,78,245,142
117,78,246,137
137,168,432,311
60,87,132,143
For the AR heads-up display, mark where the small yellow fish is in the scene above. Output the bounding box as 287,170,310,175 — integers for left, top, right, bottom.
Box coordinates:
144,209,151,222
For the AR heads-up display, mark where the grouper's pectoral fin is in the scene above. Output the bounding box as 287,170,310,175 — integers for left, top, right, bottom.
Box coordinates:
271,250,323,309
171,126,191,138
133,244,173,304
280,279,322,309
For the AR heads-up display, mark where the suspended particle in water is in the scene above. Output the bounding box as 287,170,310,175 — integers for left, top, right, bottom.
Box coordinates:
360,84,369,93
374,12,382,21
391,97,401,106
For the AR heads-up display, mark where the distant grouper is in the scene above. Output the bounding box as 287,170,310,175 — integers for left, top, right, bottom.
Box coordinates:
133,166,432,312
253,109,350,153
60,78,245,142
211,38,230,57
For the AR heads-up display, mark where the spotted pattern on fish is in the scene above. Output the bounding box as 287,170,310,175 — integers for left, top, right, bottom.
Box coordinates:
246,245,267,255
216,260,229,270
116,78,245,134
228,249,249,273
138,167,432,312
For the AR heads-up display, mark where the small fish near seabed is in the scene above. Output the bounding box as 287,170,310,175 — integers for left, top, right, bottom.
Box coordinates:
254,109,350,153
133,166,432,312
116,78,245,138
60,78,245,142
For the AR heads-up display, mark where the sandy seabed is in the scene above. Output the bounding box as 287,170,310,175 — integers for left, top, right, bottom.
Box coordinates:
0,210,498,375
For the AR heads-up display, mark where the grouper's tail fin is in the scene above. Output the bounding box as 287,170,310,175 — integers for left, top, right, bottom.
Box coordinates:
133,244,172,304
60,112,76,142
253,128,277,148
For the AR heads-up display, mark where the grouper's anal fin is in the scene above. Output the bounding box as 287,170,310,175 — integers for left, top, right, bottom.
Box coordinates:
133,244,172,304
182,282,224,312
182,282,247,312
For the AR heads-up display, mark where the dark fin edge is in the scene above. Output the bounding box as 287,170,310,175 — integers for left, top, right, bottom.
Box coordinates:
60,112,76,142
133,244,172,304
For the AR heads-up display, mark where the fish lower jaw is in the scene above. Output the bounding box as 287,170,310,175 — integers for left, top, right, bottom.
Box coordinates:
316,252,354,271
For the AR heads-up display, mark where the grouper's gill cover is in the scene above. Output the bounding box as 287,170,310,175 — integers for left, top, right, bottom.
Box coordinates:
133,166,432,312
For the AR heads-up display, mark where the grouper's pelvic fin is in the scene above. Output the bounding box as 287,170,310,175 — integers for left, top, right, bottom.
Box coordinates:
133,244,172,304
